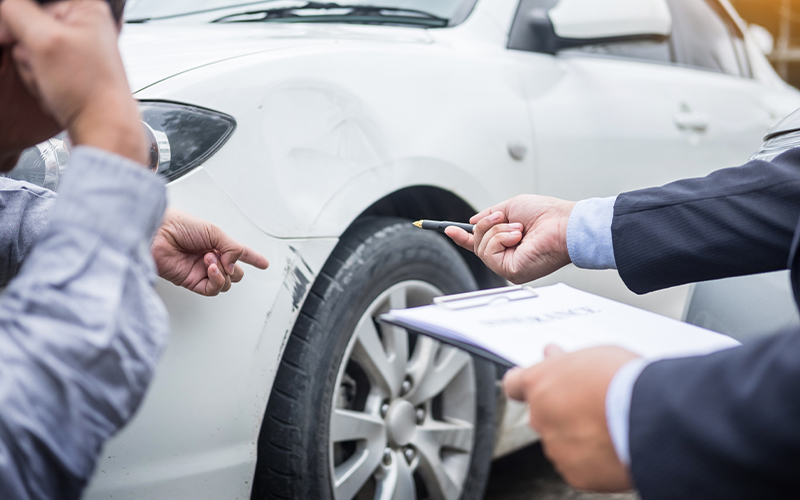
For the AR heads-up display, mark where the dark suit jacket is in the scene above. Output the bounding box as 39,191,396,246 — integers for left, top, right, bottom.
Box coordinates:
612,148,800,499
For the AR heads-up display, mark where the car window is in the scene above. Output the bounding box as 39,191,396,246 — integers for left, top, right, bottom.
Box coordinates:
667,0,752,77
508,0,673,64
564,39,673,64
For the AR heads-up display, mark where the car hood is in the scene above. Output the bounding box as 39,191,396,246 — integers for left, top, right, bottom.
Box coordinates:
120,23,433,93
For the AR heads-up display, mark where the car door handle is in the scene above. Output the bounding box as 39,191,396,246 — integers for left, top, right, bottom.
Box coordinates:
674,111,709,133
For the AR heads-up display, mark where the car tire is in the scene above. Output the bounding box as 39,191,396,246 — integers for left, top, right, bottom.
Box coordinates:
252,216,496,500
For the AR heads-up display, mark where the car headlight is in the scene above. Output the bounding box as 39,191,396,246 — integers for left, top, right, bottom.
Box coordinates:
750,130,800,163
4,101,236,190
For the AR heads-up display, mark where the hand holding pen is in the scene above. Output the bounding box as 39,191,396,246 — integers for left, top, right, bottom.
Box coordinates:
438,195,577,284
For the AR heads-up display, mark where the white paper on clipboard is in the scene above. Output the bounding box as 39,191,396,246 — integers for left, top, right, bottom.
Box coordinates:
378,283,740,368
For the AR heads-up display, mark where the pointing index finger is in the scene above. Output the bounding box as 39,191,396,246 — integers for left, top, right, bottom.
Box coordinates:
219,245,269,276
237,246,269,270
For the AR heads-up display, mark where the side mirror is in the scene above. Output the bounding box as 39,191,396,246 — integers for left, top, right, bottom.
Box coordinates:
511,0,672,55
748,24,774,56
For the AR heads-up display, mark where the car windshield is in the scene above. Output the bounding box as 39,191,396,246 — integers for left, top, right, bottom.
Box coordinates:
124,0,474,24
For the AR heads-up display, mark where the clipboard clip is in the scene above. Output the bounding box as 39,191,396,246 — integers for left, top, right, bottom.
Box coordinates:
433,285,538,310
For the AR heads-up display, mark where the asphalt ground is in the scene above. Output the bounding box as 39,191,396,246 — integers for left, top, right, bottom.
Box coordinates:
484,444,639,500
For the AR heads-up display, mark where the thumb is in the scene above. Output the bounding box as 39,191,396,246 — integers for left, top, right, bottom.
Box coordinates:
502,367,527,401
544,344,566,359
444,226,474,251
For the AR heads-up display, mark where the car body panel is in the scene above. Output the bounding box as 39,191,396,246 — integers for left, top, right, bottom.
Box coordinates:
130,33,534,239
685,271,800,343
84,167,337,498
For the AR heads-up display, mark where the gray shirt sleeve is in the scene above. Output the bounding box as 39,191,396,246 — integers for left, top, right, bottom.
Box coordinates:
0,147,169,500
0,178,57,286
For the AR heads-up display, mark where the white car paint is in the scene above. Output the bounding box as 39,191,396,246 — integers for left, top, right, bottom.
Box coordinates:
549,0,672,40
81,0,800,498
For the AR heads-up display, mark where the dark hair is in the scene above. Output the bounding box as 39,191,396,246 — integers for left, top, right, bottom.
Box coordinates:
36,0,126,23
106,0,126,22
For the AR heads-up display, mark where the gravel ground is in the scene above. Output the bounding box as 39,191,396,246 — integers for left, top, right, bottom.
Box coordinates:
484,444,639,500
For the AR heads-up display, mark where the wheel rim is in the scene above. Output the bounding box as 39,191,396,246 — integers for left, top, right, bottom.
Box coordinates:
329,280,477,500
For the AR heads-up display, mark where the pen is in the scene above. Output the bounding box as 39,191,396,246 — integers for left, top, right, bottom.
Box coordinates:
413,220,475,234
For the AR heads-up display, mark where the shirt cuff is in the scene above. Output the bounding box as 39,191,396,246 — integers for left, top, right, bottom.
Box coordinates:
606,358,650,466
567,196,617,270
49,146,167,252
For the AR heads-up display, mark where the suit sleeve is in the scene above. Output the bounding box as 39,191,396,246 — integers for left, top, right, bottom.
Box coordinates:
612,148,800,294
629,329,800,499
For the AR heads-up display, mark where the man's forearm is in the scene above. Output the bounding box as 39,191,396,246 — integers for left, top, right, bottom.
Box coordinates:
0,147,168,500
614,150,800,294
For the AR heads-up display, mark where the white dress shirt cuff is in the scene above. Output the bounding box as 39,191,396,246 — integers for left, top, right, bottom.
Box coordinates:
567,196,618,270
606,358,650,466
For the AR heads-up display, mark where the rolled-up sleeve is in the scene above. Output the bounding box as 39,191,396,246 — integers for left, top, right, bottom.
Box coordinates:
0,147,168,500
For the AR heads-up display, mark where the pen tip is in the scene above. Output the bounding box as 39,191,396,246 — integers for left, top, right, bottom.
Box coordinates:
413,220,423,229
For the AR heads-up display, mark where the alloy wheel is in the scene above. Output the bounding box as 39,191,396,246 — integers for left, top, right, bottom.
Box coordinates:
329,281,477,500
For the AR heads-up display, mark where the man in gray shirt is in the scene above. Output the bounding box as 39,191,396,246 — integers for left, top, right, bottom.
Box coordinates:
0,1,268,498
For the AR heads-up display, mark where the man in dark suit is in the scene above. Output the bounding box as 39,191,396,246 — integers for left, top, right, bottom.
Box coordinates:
447,147,800,498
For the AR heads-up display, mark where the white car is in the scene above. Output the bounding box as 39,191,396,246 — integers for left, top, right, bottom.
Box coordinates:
9,0,800,499
685,109,800,343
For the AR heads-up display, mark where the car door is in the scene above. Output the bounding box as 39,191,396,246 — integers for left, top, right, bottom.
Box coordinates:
508,0,705,204
505,0,786,318
664,0,781,173
510,0,788,200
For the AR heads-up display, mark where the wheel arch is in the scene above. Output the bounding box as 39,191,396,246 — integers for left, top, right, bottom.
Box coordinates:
356,185,507,291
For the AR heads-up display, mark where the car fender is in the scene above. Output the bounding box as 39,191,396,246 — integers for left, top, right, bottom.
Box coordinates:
132,40,537,238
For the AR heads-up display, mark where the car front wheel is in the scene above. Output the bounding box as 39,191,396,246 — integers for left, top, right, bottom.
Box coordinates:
252,217,496,500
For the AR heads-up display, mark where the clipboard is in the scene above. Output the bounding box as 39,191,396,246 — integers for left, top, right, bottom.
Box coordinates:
378,284,740,369
383,286,538,368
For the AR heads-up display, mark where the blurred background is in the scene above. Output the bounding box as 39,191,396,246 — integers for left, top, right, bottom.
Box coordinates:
733,0,800,86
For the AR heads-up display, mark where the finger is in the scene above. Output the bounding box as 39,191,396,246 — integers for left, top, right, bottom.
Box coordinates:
444,226,474,251
204,251,226,276
231,264,245,283
502,367,527,401
203,262,226,296
210,228,267,274
544,344,566,359
482,228,523,259
0,0,57,44
233,245,269,270
221,273,232,293
469,207,494,225
473,211,506,254
476,222,519,259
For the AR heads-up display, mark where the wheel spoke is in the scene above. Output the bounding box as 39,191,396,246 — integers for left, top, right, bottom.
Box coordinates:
412,424,463,500
414,419,474,454
375,450,416,500
352,318,403,397
333,433,387,500
407,347,470,406
388,287,407,310
383,288,410,379
331,409,385,443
